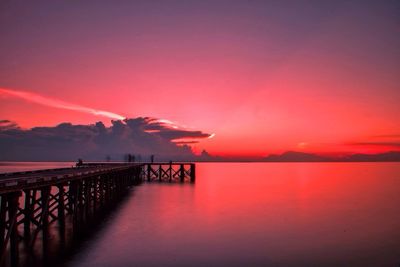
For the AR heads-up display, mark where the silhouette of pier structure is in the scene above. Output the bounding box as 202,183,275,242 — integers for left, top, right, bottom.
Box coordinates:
0,162,195,266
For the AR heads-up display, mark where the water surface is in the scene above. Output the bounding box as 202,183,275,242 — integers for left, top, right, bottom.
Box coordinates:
64,162,400,267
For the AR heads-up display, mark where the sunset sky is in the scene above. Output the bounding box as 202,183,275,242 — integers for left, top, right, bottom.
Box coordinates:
0,1,399,157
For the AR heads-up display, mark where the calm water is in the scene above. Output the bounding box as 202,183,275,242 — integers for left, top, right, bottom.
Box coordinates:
66,162,400,267
2,162,400,266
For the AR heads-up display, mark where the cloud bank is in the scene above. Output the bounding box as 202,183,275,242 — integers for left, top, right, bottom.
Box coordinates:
0,117,212,161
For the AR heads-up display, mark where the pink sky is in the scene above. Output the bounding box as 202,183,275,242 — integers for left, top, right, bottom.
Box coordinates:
0,1,399,157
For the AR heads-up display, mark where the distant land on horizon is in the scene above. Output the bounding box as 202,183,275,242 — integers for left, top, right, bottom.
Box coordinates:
200,151,400,162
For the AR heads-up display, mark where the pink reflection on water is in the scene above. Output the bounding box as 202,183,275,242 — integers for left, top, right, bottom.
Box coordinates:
71,163,400,267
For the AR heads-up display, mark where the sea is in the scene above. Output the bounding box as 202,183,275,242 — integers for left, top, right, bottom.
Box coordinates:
1,162,400,267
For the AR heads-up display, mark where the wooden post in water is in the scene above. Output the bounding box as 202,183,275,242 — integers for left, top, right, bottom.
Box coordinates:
8,192,20,267
67,183,73,214
169,161,172,183
41,186,51,256
70,180,79,233
190,164,196,183
99,176,105,207
77,180,84,233
0,195,7,252
84,180,90,220
23,189,32,239
158,165,162,182
147,164,151,182
58,184,65,235
105,176,110,204
179,164,185,183
95,178,99,208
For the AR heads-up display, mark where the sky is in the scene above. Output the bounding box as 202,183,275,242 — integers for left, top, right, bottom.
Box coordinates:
0,0,399,158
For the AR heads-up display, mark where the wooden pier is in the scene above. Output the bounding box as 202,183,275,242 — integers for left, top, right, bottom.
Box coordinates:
144,163,195,183
0,162,195,267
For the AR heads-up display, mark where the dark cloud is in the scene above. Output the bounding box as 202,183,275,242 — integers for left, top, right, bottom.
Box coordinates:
173,141,200,145
345,134,400,148
0,117,212,161
156,130,210,141
125,117,212,142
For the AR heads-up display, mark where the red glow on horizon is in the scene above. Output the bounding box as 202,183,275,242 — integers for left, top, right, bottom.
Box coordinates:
1,86,399,157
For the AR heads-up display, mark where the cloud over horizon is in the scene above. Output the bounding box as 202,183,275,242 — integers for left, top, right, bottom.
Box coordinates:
345,134,400,149
0,117,212,161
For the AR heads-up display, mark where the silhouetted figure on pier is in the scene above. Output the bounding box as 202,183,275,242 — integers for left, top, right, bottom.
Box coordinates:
76,158,83,167
127,154,135,162
150,155,154,163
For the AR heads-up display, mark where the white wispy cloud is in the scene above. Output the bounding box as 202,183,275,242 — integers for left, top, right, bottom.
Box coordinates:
0,87,126,120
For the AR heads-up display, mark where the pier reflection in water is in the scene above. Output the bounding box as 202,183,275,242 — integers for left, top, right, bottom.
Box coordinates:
70,163,400,267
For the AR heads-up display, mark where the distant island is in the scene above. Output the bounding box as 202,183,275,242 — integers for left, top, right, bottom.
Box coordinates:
200,151,400,162
265,151,400,162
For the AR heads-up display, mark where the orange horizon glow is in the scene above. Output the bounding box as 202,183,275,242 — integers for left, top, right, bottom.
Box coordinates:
1,86,399,157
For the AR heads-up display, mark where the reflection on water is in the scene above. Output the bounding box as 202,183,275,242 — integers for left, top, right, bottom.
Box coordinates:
63,163,400,267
